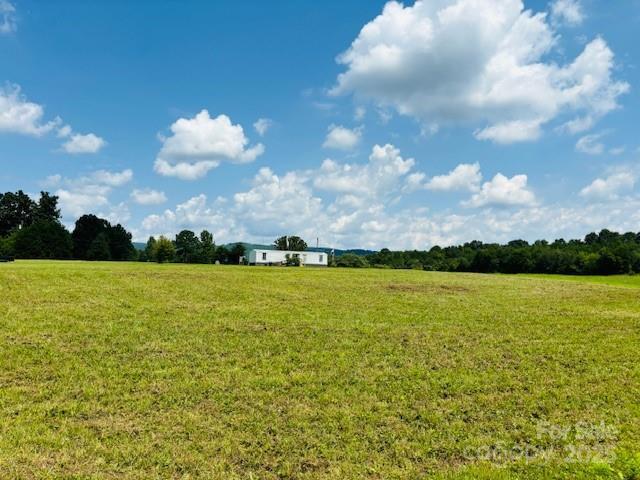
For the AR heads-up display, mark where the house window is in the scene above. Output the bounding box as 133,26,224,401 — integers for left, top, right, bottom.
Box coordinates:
261,252,267,261
319,255,323,262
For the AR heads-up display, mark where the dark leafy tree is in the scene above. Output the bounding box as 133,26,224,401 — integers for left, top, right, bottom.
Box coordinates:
174,230,201,263
0,190,37,236
72,214,110,260
273,235,307,251
35,192,61,223
13,220,72,259
214,245,229,263
199,230,216,263
140,236,157,262
107,224,134,261
227,243,246,264
0,232,16,257
86,232,111,261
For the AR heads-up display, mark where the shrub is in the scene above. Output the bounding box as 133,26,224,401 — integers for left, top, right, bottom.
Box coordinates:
336,253,369,268
285,254,301,266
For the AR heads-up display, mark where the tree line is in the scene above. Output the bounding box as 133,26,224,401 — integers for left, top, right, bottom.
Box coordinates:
351,230,640,275
140,232,245,264
0,190,136,261
3,189,640,274
0,190,244,264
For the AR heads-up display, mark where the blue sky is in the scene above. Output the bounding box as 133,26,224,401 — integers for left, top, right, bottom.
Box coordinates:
1,0,639,249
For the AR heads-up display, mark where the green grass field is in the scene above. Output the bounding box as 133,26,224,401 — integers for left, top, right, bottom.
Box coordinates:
1,261,639,479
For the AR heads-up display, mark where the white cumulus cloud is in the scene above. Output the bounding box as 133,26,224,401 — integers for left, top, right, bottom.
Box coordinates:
154,110,264,180
322,124,362,150
464,173,536,207
314,144,416,202
131,188,167,205
141,194,232,239
62,133,107,154
0,84,59,136
48,169,133,220
89,169,133,187
580,170,636,200
233,167,324,237
426,163,482,192
0,84,105,152
550,0,584,27
331,0,628,143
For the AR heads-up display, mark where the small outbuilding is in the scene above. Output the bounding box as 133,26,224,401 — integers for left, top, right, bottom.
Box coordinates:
248,249,328,267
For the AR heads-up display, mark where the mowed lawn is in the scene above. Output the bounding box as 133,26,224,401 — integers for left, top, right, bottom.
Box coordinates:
1,261,639,479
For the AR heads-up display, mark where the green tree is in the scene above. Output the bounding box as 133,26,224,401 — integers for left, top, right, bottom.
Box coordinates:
153,236,175,263
174,230,201,263
35,192,61,223
199,230,216,263
214,245,229,263
0,231,17,258
273,235,307,251
141,236,157,262
13,220,72,259
72,214,110,260
107,223,134,261
0,190,37,236
227,243,246,264
86,232,111,261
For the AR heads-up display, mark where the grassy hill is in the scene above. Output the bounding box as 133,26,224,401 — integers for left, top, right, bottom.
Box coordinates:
1,261,638,478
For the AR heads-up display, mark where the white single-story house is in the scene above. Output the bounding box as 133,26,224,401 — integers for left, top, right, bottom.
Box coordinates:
248,249,328,267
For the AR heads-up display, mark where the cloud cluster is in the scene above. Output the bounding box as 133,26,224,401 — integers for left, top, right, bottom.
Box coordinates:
580,170,636,200
136,179,639,250
0,84,106,153
46,169,133,222
137,144,554,248
314,144,415,203
331,0,628,143
140,194,234,241
0,84,59,136
154,110,264,180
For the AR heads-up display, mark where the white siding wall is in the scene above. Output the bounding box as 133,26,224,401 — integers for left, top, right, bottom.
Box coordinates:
249,249,327,266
